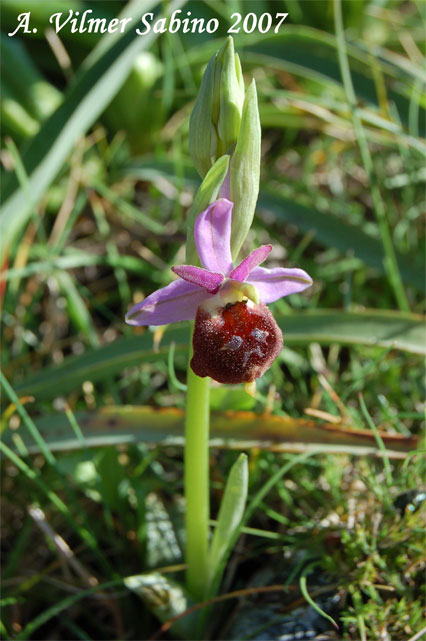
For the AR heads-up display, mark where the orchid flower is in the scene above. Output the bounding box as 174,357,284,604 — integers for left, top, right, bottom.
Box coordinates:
126,198,312,384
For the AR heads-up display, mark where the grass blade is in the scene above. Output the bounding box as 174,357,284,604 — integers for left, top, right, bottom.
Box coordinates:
299,563,338,630
333,0,410,311
0,0,184,256
15,580,121,641
0,371,55,464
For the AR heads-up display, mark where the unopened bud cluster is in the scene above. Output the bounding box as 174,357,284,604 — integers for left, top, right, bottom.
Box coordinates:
187,36,261,263
189,37,245,175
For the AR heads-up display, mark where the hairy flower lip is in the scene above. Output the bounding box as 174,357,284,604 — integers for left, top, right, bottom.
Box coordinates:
191,300,283,384
125,198,312,327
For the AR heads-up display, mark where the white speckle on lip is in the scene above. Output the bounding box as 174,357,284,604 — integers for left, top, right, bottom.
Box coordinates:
242,345,264,367
250,328,268,342
222,335,243,351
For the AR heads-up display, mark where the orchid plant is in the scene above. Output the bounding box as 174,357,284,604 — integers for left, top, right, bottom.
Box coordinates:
126,38,312,610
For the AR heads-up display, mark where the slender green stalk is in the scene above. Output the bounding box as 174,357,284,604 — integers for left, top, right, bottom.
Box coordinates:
333,0,410,312
300,563,338,629
184,329,211,601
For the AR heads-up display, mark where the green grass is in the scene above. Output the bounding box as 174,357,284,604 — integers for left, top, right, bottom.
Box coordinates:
1,0,425,639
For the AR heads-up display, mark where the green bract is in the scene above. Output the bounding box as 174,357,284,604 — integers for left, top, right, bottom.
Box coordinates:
229,80,261,259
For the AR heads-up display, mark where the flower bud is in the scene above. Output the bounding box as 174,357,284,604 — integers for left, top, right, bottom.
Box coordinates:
189,37,244,178
217,40,244,158
188,55,217,178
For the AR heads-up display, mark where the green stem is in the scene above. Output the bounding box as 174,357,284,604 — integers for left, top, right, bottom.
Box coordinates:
184,328,210,601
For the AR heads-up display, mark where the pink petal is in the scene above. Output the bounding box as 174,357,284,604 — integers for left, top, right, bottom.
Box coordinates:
230,245,272,281
194,199,234,276
125,279,210,326
247,266,313,303
171,265,224,294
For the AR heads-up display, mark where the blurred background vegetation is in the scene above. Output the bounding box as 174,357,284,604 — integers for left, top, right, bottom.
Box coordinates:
1,0,425,639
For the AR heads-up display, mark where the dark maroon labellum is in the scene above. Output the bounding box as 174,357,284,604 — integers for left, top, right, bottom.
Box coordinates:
191,300,283,384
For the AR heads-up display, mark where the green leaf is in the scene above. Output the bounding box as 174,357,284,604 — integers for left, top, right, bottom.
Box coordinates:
0,0,183,257
6,405,418,458
208,453,248,597
12,309,425,401
277,309,426,353
14,325,188,400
